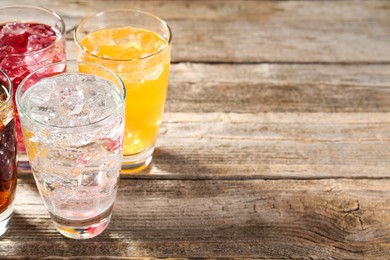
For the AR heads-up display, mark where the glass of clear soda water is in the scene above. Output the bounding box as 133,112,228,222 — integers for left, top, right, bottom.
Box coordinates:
16,60,125,239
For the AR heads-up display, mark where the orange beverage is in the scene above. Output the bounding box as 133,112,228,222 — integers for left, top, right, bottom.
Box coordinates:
75,10,172,172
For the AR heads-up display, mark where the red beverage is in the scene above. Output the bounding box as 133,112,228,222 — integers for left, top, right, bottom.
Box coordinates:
0,21,65,153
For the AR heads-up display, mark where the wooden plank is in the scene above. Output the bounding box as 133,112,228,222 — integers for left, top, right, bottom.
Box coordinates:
3,178,390,258
165,63,390,113
126,112,390,179
4,0,390,63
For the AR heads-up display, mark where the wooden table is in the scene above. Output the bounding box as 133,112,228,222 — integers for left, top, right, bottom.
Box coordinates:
2,0,390,258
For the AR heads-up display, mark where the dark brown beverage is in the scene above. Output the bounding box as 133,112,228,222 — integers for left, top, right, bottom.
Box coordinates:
0,116,16,212
0,73,16,235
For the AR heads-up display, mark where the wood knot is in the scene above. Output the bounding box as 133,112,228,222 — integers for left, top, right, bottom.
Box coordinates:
336,200,364,231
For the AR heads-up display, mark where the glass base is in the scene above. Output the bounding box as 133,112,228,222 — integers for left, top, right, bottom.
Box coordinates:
0,201,14,236
51,211,112,239
122,145,154,174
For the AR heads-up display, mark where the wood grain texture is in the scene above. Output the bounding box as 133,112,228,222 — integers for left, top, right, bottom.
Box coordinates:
166,63,390,113
117,112,390,179
3,178,390,258
4,0,390,258
3,0,390,63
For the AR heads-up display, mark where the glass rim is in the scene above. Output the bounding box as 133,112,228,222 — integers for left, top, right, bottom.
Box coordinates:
74,8,172,62
0,69,12,112
0,5,66,58
16,60,126,129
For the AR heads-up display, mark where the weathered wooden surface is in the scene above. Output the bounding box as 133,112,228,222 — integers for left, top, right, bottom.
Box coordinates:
167,63,390,113
4,178,390,258
149,112,390,179
3,0,390,258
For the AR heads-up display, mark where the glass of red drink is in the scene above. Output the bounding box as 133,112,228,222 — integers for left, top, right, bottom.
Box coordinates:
0,69,16,236
0,5,66,166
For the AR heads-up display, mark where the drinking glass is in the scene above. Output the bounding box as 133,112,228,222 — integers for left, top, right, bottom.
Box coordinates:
0,5,66,164
75,9,172,173
0,69,16,236
16,61,125,239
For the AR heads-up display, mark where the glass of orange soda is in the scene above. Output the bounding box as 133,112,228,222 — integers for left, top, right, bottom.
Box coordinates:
74,10,172,173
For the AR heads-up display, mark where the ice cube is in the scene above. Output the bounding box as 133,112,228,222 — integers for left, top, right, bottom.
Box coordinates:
79,169,99,186
26,35,41,52
0,57,28,83
61,96,84,116
29,23,56,37
105,159,121,180
30,105,57,124
75,141,111,166
90,46,100,56
21,73,120,128
52,186,73,205
66,131,94,147
102,134,123,153
41,173,78,204
81,81,117,123
29,89,51,105
144,64,163,81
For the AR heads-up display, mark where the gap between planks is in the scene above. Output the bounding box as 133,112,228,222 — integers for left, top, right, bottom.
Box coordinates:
17,172,390,181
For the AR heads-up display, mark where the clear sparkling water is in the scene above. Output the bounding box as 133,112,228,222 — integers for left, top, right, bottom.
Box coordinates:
20,73,124,221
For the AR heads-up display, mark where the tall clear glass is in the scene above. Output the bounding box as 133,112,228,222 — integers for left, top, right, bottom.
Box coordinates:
16,61,125,239
75,9,172,173
0,69,16,236
0,5,66,166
